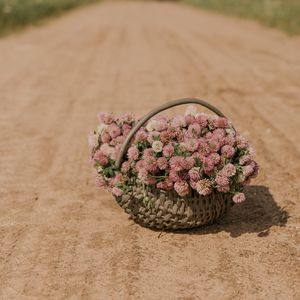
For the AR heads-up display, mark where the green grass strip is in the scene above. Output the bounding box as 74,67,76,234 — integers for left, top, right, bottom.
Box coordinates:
0,0,100,36
185,0,300,34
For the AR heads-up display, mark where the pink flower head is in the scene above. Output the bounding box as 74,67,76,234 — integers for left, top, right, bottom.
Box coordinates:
179,142,187,152
203,157,215,174
233,192,246,203
160,130,171,143
99,144,114,157
169,169,181,182
185,139,199,152
144,156,157,173
101,131,111,143
97,112,113,124
185,156,195,170
170,156,186,172
163,144,174,157
213,117,229,129
115,135,125,145
122,123,132,136
220,163,236,177
151,118,168,131
192,152,203,160
93,150,109,166
195,113,208,128
143,148,154,158
215,174,230,187
121,161,130,173
135,129,148,142
250,161,259,178
188,123,201,136
118,113,134,124
157,157,168,170
179,156,188,170
221,145,235,159
97,112,106,123
108,123,121,138
236,135,249,149
205,132,213,140
112,187,123,197
239,155,251,166
127,146,139,161
95,176,106,188
135,160,145,172
208,115,218,128
198,139,210,156
174,180,189,197
185,114,196,126
224,134,236,146
242,165,254,178
184,131,193,140
212,129,226,146
152,141,163,153
207,139,221,153
213,128,226,137
196,179,212,196
215,172,230,192
176,130,185,142
188,168,200,181
167,126,184,141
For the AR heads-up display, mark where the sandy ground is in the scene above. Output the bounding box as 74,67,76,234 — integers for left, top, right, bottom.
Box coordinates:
0,1,299,299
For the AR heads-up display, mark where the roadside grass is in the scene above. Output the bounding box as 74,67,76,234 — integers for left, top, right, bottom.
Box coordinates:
184,0,300,34
0,0,100,36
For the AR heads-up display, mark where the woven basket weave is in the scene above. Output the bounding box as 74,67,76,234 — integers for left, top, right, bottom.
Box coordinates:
114,98,235,230
116,187,233,230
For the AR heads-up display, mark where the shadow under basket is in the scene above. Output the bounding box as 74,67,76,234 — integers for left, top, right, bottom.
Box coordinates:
115,188,234,230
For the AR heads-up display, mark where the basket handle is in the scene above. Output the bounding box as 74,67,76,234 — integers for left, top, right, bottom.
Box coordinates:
115,97,226,169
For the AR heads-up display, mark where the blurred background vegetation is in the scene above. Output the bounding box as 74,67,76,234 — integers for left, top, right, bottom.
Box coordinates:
0,0,100,36
0,0,299,36
185,0,300,34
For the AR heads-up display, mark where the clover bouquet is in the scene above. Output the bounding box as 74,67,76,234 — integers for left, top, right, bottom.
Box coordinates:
88,105,258,205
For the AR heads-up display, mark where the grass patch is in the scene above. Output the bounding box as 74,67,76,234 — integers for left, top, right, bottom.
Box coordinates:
185,0,300,34
0,0,100,36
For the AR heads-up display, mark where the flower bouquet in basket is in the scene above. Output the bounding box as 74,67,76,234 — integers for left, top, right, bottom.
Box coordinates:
88,98,258,230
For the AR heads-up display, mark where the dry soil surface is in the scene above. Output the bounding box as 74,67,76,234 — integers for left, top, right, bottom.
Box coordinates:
0,1,300,299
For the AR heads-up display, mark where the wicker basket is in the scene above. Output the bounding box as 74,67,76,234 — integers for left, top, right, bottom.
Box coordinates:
114,98,235,230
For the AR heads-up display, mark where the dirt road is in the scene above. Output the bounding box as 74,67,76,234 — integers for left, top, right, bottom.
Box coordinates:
0,1,299,299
